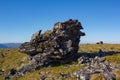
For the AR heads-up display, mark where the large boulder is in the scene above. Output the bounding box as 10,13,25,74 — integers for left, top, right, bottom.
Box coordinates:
4,19,85,79
19,19,85,59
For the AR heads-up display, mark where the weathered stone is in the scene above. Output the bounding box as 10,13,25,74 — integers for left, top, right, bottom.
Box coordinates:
0,53,5,58
0,69,4,75
76,57,116,80
31,30,41,42
19,19,85,57
5,19,85,79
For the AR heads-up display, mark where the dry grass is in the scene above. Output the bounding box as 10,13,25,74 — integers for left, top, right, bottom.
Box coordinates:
90,74,105,80
79,44,120,52
105,54,120,63
113,69,120,80
0,44,120,80
0,49,29,72
11,65,85,80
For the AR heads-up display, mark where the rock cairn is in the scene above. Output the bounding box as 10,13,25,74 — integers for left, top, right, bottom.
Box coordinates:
4,19,85,79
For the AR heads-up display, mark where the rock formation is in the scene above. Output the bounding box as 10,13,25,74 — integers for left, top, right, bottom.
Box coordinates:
76,56,116,80
4,19,85,79
3,19,119,80
20,19,85,56
19,19,85,64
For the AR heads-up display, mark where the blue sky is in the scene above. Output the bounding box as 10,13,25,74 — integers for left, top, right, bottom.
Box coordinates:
0,0,120,43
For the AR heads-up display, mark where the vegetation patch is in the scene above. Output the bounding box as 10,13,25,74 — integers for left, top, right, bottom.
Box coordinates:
0,44,120,80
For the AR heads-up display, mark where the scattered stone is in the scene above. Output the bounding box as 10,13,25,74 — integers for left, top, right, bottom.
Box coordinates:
40,77,46,80
0,53,5,58
96,41,103,44
59,72,68,79
76,57,116,80
112,64,120,69
0,69,4,75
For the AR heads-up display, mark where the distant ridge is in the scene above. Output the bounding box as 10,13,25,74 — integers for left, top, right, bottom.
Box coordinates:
0,43,22,48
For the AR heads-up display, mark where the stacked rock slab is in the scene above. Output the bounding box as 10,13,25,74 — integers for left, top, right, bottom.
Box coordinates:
4,19,85,79
20,19,85,62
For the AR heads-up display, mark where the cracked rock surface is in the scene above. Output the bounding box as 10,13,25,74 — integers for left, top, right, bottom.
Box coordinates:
4,19,85,79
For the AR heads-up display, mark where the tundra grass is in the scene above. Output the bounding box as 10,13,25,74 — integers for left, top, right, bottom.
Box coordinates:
0,44,120,80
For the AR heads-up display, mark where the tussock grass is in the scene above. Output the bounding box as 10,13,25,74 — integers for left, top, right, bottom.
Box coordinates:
113,69,120,80
105,54,120,63
90,74,105,80
0,49,28,72
0,44,120,80
79,44,120,52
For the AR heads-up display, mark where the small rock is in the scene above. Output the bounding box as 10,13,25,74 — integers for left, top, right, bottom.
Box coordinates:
0,53,5,58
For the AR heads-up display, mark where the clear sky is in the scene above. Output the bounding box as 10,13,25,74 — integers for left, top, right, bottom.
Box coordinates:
0,0,120,43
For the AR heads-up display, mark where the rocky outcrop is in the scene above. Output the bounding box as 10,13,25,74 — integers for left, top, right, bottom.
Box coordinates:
76,57,116,80
19,19,85,64
4,19,85,79
76,50,120,80
20,19,85,56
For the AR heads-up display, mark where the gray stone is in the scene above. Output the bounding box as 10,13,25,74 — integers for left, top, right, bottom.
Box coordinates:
31,30,41,42
0,69,4,75
76,57,116,80
0,53,5,58
5,19,85,79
